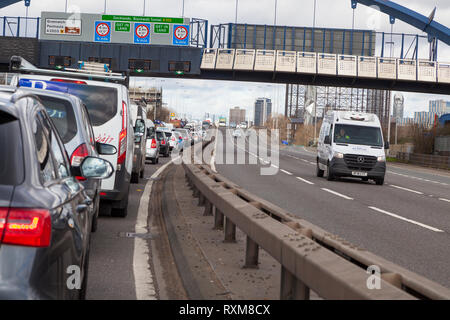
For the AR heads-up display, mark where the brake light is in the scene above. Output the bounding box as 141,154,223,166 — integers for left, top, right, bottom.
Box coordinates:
151,139,157,148
70,143,88,181
161,139,166,145
117,129,127,165
50,78,87,85
0,208,51,247
117,101,128,166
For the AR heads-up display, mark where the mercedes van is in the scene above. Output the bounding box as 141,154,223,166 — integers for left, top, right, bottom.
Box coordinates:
12,57,133,217
317,111,389,185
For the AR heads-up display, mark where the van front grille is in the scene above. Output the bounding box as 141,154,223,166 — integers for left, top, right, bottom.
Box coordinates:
344,154,377,170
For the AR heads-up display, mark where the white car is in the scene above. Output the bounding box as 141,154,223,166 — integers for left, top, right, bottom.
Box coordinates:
232,129,242,138
317,111,388,185
14,62,134,216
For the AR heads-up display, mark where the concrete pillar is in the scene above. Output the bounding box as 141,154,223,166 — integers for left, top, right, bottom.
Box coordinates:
224,217,236,243
213,208,224,230
244,236,259,268
203,200,213,216
280,266,310,300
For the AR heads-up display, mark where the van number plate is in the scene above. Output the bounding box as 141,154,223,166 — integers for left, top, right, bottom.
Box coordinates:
352,171,368,177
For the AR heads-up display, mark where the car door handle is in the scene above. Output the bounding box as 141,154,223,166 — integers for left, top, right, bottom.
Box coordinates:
76,204,88,213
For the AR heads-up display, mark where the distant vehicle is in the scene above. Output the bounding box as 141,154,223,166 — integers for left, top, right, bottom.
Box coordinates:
13,57,133,217
172,131,184,151
317,111,389,185
146,130,160,164
232,129,242,138
202,120,211,130
229,122,237,129
130,103,147,183
169,119,183,128
219,117,227,127
156,128,170,157
0,89,113,299
174,128,191,147
239,121,248,129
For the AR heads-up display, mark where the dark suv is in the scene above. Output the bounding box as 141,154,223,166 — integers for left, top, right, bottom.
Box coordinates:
0,90,113,299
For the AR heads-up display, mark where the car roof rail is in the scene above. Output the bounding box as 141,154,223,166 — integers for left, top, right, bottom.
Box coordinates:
10,56,129,86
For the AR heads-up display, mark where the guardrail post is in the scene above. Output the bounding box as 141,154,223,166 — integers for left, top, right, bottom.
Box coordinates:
244,236,259,268
224,217,236,243
214,208,224,230
198,193,205,206
280,267,310,300
203,199,213,216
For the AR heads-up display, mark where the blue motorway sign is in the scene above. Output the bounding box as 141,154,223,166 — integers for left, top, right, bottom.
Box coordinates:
134,23,151,44
172,24,189,46
94,21,111,42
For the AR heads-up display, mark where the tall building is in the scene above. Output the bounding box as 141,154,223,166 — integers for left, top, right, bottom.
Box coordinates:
414,111,439,127
254,98,272,126
229,107,246,125
429,100,449,115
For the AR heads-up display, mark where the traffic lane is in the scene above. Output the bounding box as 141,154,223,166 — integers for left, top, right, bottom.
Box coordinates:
86,157,169,300
215,139,450,287
280,152,450,201
274,152,450,233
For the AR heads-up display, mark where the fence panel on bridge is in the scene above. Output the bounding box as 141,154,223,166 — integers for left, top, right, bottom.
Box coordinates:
234,49,255,71
438,62,450,83
215,49,235,70
275,50,296,73
297,52,317,74
358,56,377,78
317,53,337,75
377,57,397,79
337,55,357,77
397,59,417,81
418,60,437,82
254,49,275,72
200,48,217,69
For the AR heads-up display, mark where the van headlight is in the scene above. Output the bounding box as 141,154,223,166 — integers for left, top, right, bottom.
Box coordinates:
333,152,344,159
377,155,386,162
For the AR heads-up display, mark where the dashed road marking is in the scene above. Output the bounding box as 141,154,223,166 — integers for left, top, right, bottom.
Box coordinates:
280,169,293,175
368,206,444,233
321,188,354,200
439,198,450,203
296,177,315,185
390,185,424,195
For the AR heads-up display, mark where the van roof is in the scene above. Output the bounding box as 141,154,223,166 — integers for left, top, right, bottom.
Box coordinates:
327,110,381,127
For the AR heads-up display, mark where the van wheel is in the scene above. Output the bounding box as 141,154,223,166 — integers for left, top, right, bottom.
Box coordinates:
111,188,129,218
375,178,384,185
326,163,334,181
316,161,324,177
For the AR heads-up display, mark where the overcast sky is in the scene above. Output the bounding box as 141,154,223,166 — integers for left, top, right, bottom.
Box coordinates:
2,0,450,119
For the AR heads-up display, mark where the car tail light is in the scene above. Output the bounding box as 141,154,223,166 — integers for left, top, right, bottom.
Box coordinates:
161,139,166,145
151,139,157,148
0,208,51,247
117,101,127,166
70,143,88,181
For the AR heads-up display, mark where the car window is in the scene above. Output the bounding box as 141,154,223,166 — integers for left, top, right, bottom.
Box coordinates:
156,131,165,140
36,94,77,144
38,111,70,179
32,113,56,184
81,103,96,150
0,110,24,185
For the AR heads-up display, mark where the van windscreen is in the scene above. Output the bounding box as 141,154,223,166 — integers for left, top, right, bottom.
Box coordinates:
334,124,383,147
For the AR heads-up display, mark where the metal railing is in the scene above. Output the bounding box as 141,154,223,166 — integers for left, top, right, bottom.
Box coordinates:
182,141,450,299
397,152,450,170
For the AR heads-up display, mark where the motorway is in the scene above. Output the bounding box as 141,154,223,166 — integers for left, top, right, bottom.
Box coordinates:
215,129,450,288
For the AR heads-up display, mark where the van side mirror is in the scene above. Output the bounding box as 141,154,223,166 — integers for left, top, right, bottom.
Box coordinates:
324,136,331,145
384,141,390,150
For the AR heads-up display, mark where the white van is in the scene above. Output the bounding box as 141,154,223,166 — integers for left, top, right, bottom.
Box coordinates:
317,111,389,185
12,58,133,216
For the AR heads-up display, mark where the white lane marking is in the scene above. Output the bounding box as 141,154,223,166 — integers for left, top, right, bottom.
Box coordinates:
368,206,444,233
389,185,424,195
271,164,279,168
296,176,315,185
321,188,354,200
309,162,316,165
439,198,450,203
280,169,293,175
302,146,316,154
387,170,449,186
133,157,178,300
301,159,309,163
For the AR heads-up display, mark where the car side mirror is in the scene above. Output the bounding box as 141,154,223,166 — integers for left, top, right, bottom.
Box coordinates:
80,156,114,179
324,136,331,145
384,141,390,150
96,143,117,155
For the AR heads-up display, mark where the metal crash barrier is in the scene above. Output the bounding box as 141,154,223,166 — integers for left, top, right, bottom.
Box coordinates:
200,48,450,85
182,151,450,300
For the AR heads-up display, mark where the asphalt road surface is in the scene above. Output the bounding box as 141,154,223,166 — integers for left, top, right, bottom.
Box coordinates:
215,129,450,288
86,157,171,300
